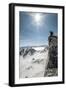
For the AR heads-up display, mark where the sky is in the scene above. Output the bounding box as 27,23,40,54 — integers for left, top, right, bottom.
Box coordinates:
19,12,58,47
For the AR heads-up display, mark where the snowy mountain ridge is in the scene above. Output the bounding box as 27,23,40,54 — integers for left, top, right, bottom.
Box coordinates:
19,46,49,78
19,46,48,57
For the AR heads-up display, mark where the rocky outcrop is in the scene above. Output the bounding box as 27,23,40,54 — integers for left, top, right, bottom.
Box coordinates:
47,32,58,68
20,47,36,57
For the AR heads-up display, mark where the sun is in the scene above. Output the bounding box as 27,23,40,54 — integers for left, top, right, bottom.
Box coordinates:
34,13,42,26
34,14,41,23
29,13,43,26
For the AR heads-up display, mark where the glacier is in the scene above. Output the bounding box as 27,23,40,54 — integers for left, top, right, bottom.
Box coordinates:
19,46,49,78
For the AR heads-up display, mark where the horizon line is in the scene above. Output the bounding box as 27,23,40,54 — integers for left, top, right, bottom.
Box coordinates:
20,45,48,48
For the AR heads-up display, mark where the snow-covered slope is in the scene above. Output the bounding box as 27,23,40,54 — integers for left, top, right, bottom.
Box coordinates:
19,46,49,78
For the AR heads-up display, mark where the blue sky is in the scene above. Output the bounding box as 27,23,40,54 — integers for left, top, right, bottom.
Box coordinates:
19,12,58,47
